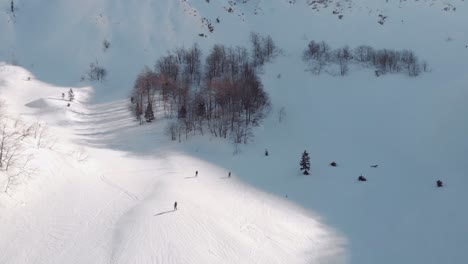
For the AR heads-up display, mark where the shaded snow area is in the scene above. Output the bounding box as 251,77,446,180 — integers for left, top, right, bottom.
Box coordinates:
1,0,468,264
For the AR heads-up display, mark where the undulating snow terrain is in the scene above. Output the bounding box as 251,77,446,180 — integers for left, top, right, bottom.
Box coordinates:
1,0,467,263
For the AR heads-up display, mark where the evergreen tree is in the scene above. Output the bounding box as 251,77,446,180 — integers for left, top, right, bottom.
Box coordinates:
300,150,310,175
144,102,155,122
68,88,75,102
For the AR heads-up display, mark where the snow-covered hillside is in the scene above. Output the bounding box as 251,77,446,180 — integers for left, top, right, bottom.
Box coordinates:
1,0,467,263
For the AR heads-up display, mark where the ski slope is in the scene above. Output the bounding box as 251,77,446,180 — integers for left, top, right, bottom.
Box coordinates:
0,66,346,263
1,0,468,263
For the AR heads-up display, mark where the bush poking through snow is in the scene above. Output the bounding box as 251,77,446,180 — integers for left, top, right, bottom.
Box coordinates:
103,40,111,51
278,107,286,123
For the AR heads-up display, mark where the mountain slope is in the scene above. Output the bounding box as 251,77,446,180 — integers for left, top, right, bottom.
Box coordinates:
1,0,468,264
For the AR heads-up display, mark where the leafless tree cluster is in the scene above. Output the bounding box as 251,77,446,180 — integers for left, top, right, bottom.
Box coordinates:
302,40,332,75
88,61,107,82
303,40,426,76
250,32,279,67
131,39,273,144
0,118,34,193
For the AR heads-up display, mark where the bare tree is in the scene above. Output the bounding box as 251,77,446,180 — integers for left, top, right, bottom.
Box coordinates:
88,61,107,82
0,120,18,169
3,154,33,193
103,39,111,51
250,32,264,67
303,40,331,74
335,46,352,76
250,32,278,67
32,122,55,149
264,35,277,60
0,118,34,193
165,121,178,141
278,107,286,123
422,60,429,72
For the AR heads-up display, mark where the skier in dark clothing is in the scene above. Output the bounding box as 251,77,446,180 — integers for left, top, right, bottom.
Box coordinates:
195,170,198,177
265,149,269,156
174,201,178,210
228,172,231,178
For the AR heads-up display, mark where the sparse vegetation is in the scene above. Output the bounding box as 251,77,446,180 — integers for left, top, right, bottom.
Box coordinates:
87,61,107,82
303,40,425,77
0,117,35,194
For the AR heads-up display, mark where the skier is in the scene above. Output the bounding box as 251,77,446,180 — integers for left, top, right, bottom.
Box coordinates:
265,149,269,156
330,161,337,167
228,172,231,178
358,175,367,181
436,180,443,187
195,170,198,177
174,201,178,210
62,93,65,99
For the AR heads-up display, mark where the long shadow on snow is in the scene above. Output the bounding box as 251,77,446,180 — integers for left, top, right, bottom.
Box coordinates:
154,210,176,216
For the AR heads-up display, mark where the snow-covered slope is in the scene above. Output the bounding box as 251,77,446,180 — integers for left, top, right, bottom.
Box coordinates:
0,67,347,263
2,0,465,102
1,0,467,263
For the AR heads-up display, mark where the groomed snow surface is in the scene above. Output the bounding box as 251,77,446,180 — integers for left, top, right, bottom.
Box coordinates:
1,0,468,263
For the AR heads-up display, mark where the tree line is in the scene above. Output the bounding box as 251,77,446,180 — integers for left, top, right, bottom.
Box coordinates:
303,40,427,76
130,33,278,144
